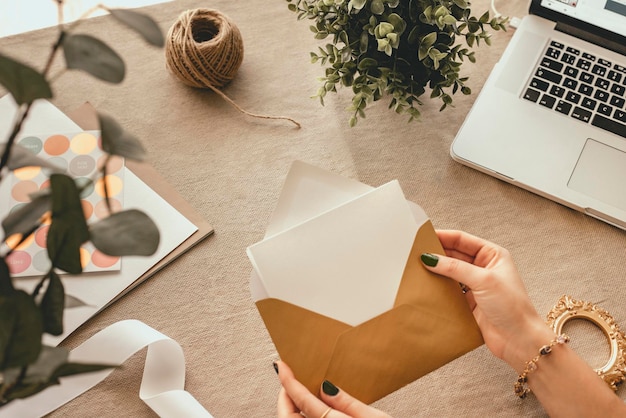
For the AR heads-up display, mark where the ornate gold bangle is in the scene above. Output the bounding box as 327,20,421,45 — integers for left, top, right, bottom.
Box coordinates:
545,295,626,391
514,334,570,398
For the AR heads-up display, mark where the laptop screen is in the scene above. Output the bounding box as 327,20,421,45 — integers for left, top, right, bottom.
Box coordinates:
536,0,626,39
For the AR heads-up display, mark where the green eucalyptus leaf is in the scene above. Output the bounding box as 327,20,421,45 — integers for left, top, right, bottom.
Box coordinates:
51,361,115,380
98,112,146,161
349,0,367,11
357,57,378,71
387,14,406,35
40,271,65,336
90,209,160,256
452,0,469,9
109,8,164,47
1,194,51,241
2,290,43,370
47,174,89,275
371,0,385,15
62,34,125,83
0,258,14,296
0,53,53,105
3,143,65,172
421,32,438,49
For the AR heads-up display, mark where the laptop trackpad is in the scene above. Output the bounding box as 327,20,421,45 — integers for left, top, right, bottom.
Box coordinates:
568,139,626,211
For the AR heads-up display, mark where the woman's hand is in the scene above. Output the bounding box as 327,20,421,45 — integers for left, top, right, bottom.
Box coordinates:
420,229,555,372
275,360,391,418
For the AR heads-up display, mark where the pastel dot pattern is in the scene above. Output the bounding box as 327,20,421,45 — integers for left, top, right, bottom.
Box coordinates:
5,131,125,277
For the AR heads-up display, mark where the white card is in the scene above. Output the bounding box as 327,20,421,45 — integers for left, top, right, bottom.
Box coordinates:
247,180,418,326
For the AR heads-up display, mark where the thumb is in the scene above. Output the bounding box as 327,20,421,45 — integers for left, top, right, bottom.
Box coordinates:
319,380,389,418
420,252,482,290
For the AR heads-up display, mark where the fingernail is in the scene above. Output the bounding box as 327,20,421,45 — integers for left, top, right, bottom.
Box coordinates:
421,253,439,267
322,380,339,396
273,361,279,374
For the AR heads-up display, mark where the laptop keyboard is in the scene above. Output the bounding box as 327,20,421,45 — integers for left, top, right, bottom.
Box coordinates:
522,40,626,139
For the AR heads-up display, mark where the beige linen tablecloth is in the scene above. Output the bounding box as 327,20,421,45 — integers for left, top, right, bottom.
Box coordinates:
1,0,625,416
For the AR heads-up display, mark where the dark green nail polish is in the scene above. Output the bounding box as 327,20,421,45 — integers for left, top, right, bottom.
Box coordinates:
421,253,439,267
273,361,279,374
322,380,339,396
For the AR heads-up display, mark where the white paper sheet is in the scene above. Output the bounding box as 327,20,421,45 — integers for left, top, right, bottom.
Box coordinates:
248,179,419,327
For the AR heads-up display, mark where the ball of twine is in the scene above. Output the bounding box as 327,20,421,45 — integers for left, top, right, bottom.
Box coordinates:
165,8,243,89
165,9,300,128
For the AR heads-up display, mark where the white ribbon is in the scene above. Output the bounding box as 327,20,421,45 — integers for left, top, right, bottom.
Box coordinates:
0,320,213,417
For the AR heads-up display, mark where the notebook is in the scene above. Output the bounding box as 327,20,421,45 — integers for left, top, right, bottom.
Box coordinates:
451,0,626,229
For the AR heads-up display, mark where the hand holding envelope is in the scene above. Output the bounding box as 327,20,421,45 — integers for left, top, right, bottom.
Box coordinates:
247,161,483,404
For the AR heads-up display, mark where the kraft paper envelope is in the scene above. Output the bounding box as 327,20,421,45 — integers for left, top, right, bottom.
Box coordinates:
249,161,483,404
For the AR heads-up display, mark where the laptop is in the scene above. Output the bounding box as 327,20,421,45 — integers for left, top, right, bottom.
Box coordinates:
451,0,626,229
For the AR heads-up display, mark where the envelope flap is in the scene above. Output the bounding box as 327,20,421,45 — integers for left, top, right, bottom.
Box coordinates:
395,221,479,331
325,302,483,404
256,298,350,394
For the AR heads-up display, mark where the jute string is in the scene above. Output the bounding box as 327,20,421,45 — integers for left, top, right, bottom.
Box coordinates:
165,9,300,128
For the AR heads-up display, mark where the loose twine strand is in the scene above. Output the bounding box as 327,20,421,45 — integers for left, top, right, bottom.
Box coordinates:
165,9,301,128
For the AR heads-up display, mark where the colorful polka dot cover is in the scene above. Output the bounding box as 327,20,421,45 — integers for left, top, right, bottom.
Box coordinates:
5,131,124,277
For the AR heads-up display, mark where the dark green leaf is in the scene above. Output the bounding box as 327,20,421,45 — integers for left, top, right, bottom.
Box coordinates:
109,8,164,47
90,209,160,256
2,290,43,370
98,112,146,161
371,0,384,15
1,194,50,239
62,34,125,83
3,143,65,172
0,53,52,105
0,294,17,367
0,258,14,296
357,58,378,71
40,272,64,336
47,174,89,274
51,362,115,380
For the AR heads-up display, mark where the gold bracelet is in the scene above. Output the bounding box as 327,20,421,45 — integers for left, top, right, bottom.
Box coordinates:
514,334,570,399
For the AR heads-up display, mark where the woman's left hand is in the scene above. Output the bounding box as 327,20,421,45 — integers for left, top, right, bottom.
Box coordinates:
275,360,391,418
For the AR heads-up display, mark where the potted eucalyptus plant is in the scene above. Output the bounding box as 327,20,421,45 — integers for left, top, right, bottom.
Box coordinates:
0,4,163,405
285,0,508,126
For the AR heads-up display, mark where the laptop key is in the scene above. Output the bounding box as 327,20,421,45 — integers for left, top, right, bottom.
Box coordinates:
599,58,611,67
545,47,561,59
578,83,593,96
566,46,580,55
530,78,549,91
523,88,541,102
591,64,606,77
608,70,622,83
571,107,592,122
563,77,578,89
594,90,609,102
592,114,626,138
594,77,610,90
541,57,563,72
611,84,625,96
536,67,562,84
550,85,565,98
598,104,613,116
580,72,594,84
576,59,591,70
581,97,596,110
566,91,581,104
561,53,576,65
610,96,625,108
550,41,564,49
564,66,578,77
555,100,572,115
616,110,626,123
539,94,556,108
582,52,596,61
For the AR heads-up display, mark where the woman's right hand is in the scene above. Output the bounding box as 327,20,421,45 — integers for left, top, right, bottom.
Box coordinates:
420,229,555,372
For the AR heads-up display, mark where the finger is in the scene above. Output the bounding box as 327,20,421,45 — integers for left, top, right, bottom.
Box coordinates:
420,252,485,291
320,380,389,418
435,229,492,260
277,387,302,418
276,361,335,418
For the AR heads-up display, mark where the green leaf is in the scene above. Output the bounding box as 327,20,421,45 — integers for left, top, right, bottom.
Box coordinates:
62,34,125,83
98,112,146,161
421,32,437,49
1,194,51,242
387,13,407,35
452,0,469,9
109,8,164,47
51,362,115,380
40,272,64,336
47,174,89,275
357,57,378,71
90,209,160,256
0,53,53,105
3,143,64,172
371,0,385,15
349,0,367,11
2,290,43,370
